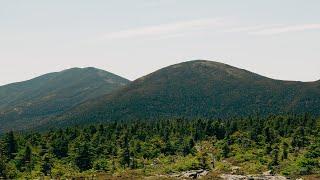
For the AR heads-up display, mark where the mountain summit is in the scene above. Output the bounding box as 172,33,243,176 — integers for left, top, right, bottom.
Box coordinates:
0,67,130,132
52,60,320,128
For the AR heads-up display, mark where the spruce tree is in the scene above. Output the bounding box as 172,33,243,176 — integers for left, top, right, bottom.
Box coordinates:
22,145,32,172
222,143,230,158
75,143,93,172
5,131,17,160
0,155,6,178
282,142,289,160
120,135,130,168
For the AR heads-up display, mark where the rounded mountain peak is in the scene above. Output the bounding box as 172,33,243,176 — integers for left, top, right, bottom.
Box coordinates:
167,60,240,73
137,60,264,84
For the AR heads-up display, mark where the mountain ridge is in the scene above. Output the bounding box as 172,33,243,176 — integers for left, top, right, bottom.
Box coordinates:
47,60,320,129
1,60,319,132
0,67,130,132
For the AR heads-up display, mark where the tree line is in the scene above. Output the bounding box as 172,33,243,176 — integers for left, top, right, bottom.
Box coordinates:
0,114,319,178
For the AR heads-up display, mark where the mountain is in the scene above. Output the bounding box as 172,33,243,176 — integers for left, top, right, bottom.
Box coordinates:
51,60,320,128
0,67,130,132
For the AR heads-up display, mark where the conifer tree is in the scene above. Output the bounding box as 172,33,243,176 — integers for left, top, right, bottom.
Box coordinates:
22,145,33,172
0,154,6,178
269,145,279,169
120,135,130,168
222,143,230,158
75,143,93,171
282,142,289,160
5,131,17,160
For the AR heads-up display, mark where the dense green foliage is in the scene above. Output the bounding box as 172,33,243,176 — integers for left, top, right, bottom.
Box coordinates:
0,67,130,132
54,60,320,129
0,115,319,179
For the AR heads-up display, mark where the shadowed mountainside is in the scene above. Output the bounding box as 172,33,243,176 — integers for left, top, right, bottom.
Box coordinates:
0,67,130,132
49,60,320,128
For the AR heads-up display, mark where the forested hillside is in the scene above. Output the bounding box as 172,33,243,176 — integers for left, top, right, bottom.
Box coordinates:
0,115,319,179
52,60,320,129
0,67,130,132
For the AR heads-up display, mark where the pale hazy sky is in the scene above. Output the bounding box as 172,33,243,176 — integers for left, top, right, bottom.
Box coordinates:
0,0,320,85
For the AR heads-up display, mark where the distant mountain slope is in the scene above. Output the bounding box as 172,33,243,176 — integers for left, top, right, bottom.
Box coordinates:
52,60,320,128
0,67,130,132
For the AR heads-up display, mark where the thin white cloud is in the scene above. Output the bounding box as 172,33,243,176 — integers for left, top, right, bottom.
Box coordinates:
224,24,280,33
101,19,320,40
102,18,226,40
250,24,320,35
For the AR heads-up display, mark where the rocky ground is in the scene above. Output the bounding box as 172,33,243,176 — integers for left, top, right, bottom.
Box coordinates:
150,170,289,180
219,174,287,180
